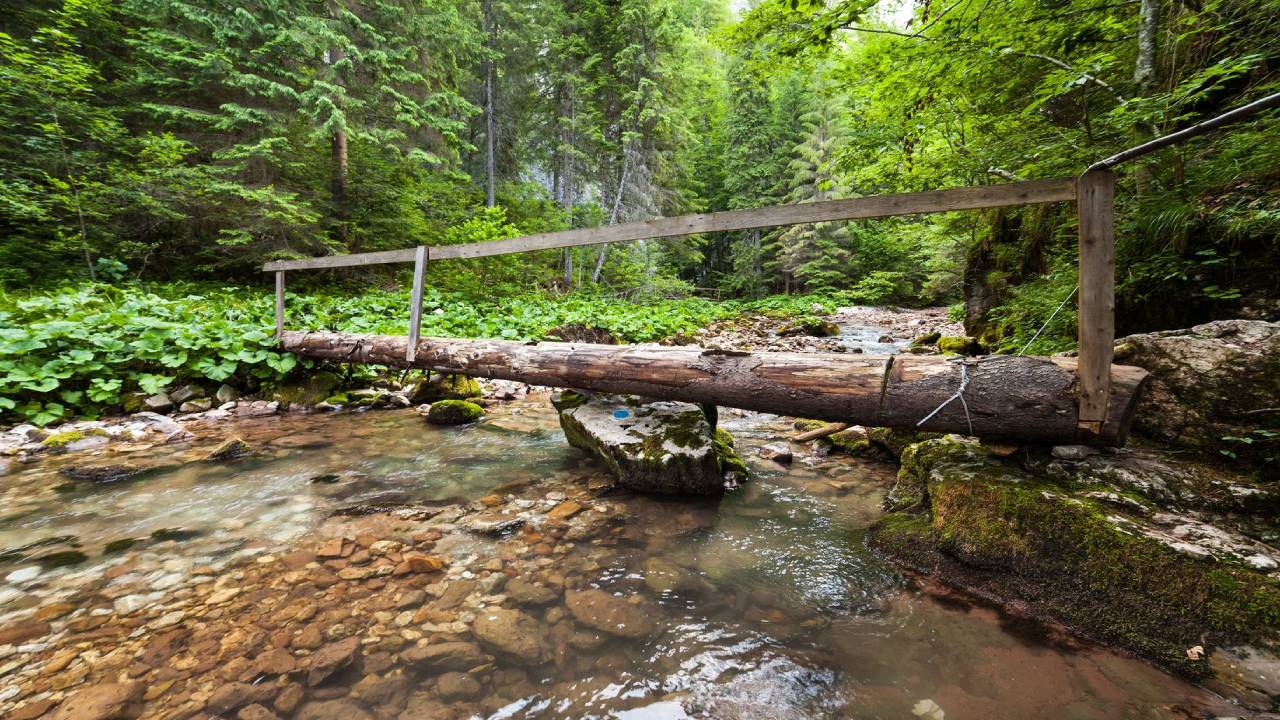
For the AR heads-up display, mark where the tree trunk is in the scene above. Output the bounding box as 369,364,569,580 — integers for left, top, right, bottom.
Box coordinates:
280,331,1147,445
591,148,631,284
483,0,496,208
330,46,351,249
1133,0,1160,197
1134,0,1159,91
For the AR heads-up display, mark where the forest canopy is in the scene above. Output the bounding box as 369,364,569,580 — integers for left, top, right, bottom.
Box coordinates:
1,0,1277,324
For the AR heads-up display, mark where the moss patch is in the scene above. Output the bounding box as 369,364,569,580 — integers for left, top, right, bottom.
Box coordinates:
427,400,484,425
270,370,342,408
206,437,251,462
936,336,984,355
713,427,748,478
869,438,1280,678
411,374,483,404
41,431,86,448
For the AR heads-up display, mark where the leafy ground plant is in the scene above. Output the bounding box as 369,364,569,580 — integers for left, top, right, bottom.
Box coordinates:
2,283,840,425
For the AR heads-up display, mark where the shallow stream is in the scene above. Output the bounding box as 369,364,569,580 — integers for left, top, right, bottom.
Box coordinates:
0,324,1245,719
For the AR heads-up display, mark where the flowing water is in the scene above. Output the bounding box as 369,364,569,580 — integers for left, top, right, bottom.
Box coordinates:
0,326,1245,719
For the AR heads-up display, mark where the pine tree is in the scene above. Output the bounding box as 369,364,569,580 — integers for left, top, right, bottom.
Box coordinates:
775,98,852,292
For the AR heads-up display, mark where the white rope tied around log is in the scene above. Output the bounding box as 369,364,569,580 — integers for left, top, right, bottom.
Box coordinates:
916,357,976,435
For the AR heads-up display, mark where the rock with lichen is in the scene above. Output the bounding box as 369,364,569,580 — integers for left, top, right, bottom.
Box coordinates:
557,394,744,495
410,374,483,404
869,435,1280,690
1116,319,1279,463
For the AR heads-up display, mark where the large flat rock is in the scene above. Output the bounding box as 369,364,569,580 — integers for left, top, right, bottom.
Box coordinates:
556,393,743,495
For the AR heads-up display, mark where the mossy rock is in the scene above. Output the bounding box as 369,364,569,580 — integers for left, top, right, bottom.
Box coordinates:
866,427,941,458
41,431,86,449
120,393,146,414
206,437,252,462
779,316,840,338
713,427,748,479
551,390,591,412
869,437,1280,678
936,336,984,356
269,370,342,408
427,400,484,425
411,374,483,404
910,332,942,348
559,395,733,495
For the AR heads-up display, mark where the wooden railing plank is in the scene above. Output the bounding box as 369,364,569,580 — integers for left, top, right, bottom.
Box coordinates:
262,178,1076,272
406,246,428,362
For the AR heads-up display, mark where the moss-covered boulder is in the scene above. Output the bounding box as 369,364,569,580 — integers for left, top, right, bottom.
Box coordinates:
869,437,1280,682
558,394,744,495
410,374,483,404
205,437,252,462
427,400,484,425
935,335,984,356
778,316,840,338
270,370,342,408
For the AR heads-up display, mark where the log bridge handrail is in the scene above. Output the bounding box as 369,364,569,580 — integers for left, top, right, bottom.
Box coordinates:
265,175,1126,433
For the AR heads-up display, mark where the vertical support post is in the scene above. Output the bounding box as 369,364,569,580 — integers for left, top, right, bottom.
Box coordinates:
274,271,286,341
406,246,428,362
1076,169,1116,433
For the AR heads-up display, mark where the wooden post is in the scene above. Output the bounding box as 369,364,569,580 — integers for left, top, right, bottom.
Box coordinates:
406,246,428,362
1076,170,1116,433
274,271,285,341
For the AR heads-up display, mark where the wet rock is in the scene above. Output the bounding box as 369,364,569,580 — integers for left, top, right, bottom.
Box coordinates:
351,672,409,706
306,636,361,686
49,683,143,720
1117,320,1279,460
870,436,1280,679
0,619,51,645
564,589,657,638
410,374,482,404
295,700,372,720
400,641,490,673
60,463,149,483
217,384,242,403
254,647,298,675
642,557,711,595
169,384,204,404
179,398,213,413
473,607,549,663
558,395,740,495
505,577,559,606
436,671,482,700
207,437,252,461
426,400,484,425
144,393,174,413
778,317,840,337
462,513,524,537
206,683,276,716
758,442,793,463
237,704,280,720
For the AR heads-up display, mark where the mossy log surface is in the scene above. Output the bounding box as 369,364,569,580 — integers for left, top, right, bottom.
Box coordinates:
279,331,1147,445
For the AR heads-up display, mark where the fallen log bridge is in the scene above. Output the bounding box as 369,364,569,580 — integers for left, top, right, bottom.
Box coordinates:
280,331,1148,446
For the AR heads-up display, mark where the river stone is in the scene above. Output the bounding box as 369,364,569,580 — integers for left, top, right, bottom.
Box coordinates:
205,683,275,716
50,683,143,720
427,400,484,425
1116,319,1279,459
505,577,559,606
306,636,361,686
143,393,173,412
295,700,372,720
557,395,736,495
564,589,657,638
400,641,489,673
435,671,482,700
472,607,549,663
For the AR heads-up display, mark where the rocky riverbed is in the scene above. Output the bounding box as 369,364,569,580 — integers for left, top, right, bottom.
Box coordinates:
0,308,1273,719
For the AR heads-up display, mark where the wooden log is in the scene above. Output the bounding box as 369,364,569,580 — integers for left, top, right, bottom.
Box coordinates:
793,423,851,442
1076,170,1116,431
279,331,1147,445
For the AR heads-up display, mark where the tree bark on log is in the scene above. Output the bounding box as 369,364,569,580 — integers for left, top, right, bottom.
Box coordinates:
279,331,1148,445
